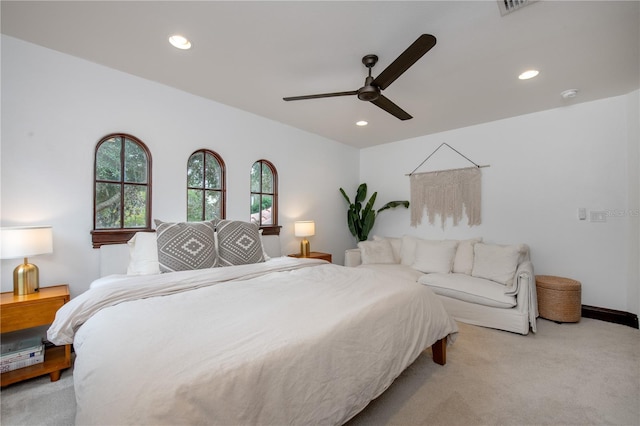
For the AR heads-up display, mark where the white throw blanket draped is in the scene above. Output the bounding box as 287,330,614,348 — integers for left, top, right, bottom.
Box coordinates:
410,167,482,228
48,257,327,345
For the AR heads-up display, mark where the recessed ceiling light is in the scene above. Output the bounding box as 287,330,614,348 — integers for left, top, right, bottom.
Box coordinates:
169,35,191,50
356,120,368,126
561,89,578,99
518,69,539,80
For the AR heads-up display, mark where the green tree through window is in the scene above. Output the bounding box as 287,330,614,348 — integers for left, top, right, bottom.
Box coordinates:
92,133,152,247
187,150,226,221
250,160,277,227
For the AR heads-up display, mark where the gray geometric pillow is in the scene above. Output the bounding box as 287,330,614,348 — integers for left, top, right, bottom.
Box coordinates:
216,220,265,267
155,220,217,273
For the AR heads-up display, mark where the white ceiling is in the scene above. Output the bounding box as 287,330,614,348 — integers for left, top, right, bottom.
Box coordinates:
2,1,639,148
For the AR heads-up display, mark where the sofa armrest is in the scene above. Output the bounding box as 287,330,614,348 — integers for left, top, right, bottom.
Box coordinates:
514,260,538,332
514,261,533,305
345,248,362,267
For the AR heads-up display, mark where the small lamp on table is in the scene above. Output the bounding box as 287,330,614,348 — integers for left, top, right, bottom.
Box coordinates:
1,226,53,295
294,221,315,257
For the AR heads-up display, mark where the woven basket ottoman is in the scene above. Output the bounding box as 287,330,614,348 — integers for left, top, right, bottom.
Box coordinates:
536,275,582,322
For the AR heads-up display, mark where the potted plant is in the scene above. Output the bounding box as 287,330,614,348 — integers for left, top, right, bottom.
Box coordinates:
339,183,409,242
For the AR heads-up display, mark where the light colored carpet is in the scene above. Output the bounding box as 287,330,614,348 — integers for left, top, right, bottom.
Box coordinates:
1,318,638,426
348,318,640,426
0,362,75,426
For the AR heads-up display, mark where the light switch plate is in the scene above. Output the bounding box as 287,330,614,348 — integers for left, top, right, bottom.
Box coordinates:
578,208,587,220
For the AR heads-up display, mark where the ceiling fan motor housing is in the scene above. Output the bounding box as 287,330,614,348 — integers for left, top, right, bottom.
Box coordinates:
358,76,380,101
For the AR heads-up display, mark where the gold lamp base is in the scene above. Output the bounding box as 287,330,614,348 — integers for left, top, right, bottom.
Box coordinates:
14,258,40,295
300,238,310,257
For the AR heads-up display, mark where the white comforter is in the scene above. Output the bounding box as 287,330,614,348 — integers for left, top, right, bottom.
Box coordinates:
48,257,458,425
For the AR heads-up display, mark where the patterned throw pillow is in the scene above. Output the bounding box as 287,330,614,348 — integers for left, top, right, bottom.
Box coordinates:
155,220,217,273
216,220,265,267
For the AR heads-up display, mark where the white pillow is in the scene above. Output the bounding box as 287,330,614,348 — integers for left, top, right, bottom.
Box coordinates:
471,243,525,286
259,229,270,261
451,237,482,275
400,235,420,266
372,235,402,263
127,232,160,275
411,239,459,274
357,240,396,264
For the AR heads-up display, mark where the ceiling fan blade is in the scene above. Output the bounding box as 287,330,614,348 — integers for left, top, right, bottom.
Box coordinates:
283,91,358,101
372,34,436,90
370,95,413,120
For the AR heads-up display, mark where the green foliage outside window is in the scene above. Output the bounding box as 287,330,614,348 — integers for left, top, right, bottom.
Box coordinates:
187,150,224,221
95,136,149,229
250,161,276,226
250,194,272,215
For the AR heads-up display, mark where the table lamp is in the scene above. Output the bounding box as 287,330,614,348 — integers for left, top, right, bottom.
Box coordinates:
1,226,53,295
294,221,315,257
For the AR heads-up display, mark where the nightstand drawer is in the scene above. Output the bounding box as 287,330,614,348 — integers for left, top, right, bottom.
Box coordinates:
0,285,70,334
1,298,65,333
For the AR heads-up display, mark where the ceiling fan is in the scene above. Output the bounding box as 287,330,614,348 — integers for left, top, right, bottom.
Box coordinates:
283,34,436,121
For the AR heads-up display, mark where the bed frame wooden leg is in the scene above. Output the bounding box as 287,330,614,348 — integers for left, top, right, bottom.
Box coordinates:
431,336,447,365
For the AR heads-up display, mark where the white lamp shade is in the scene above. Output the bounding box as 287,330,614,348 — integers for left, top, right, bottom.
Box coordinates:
1,226,53,259
294,221,315,237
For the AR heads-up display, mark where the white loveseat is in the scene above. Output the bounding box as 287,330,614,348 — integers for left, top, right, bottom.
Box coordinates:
345,235,538,335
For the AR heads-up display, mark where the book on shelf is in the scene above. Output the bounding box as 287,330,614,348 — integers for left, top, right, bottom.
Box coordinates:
1,335,45,371
1,335,43,358
0,353,45,373
1,330,47,373
1,345,44,365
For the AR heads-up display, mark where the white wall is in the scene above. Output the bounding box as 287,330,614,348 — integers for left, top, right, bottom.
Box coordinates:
2,35,638,316
0,36,359,297
360,92,640,314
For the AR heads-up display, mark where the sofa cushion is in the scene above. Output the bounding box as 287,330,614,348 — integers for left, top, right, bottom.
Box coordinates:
451,237,482,275
373,235,402,263
419,273,517,308
400,235,419,266
358,239,396,264
411,239,459,274
471,243,525,286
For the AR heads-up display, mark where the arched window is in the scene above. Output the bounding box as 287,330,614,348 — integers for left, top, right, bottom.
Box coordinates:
250,160,278,233
187,149,226,221
92,133,152,247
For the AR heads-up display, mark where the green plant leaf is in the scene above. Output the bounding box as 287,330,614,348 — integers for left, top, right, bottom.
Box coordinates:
363,191,377,215
361,209,376,241
377,200,410,213
355,183,367,204
347,209,357,237
339,188,351,204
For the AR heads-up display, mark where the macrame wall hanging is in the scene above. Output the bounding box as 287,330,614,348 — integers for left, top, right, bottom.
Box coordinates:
407,143,489,228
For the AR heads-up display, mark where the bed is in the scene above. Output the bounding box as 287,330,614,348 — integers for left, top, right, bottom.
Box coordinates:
48,221,458,425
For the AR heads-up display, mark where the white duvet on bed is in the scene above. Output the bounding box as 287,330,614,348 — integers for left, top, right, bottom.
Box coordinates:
49,257,457,425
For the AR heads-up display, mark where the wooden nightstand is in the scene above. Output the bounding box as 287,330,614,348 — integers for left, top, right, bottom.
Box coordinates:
288,252,332,263
1,285,72,386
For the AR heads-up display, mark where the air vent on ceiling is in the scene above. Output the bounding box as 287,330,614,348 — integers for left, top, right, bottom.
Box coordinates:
497,0,537,16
